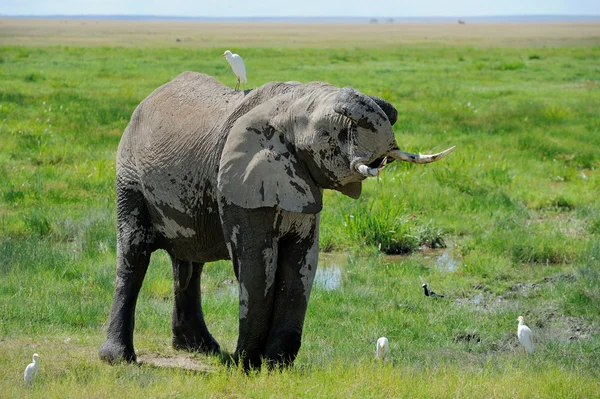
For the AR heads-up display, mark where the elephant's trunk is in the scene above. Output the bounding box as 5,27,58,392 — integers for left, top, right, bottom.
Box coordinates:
352,157,388,177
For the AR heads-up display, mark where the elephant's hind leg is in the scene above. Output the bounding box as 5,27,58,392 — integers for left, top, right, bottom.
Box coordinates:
171,258,220,354
99,184,154,364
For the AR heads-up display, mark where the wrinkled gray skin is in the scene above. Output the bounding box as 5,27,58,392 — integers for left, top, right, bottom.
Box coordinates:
99,71,404,369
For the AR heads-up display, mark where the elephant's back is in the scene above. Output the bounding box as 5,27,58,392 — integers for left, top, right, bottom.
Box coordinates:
121,72,236,175
139,72,237,139
152,71,234,111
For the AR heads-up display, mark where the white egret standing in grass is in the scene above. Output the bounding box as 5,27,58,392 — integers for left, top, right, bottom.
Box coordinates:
221,50,247,91
376,337,389,361
24,353,40,384
517,315,534,355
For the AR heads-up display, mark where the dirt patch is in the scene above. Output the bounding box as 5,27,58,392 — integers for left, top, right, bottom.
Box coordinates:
488,313,598,354
453,291,507,311
470,272,576,301
138,354,216,373
505,273,576,298
541,273,576,284
506,282,541,298
455,273,579,313
526,308,597,342
455,273,597,353
563,316,597,341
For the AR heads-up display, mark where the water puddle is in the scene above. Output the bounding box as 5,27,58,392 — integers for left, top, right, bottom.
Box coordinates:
314,265,343,291
314,253,347,291
435,246,459,272
472,292,485,305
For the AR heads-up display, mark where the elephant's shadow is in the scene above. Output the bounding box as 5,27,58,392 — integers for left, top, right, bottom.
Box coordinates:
136,350,235,374
137,350,304,374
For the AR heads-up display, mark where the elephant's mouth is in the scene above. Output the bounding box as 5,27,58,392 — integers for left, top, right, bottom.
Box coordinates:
368,157,388,169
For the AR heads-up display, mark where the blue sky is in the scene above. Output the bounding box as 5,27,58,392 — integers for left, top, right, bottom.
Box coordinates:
1,0,599,17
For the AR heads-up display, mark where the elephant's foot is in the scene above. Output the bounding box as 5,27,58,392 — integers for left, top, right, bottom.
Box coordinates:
172,331,221,354
231,350,263,370
263,353,295,370
99,339,137,364
262,332,302,369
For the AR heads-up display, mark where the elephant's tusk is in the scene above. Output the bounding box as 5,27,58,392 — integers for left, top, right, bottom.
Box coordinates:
353,157,387,177
390,146,456,164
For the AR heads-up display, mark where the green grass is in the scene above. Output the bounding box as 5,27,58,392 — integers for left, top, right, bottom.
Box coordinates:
1,41,599,398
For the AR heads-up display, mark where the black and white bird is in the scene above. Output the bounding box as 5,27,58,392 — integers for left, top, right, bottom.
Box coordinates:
517,315,534,355
422,284,444,298
221,50,247,91
24,353,40,384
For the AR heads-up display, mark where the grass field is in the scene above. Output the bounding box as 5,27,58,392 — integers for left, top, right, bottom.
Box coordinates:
1,20,600,398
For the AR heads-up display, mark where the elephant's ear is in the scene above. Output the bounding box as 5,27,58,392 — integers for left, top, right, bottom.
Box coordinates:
218,102,323,214
369,96,398,126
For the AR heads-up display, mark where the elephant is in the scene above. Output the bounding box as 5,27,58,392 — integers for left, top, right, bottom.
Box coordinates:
98,71,454,369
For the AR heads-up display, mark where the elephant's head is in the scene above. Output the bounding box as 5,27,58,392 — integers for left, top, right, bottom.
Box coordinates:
218,83,454,214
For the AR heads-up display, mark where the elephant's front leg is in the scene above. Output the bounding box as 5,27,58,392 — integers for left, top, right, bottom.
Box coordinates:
221,205,279,369
264,214,319,367
171,258,220,354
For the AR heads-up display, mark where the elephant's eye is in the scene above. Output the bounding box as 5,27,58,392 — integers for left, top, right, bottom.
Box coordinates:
317,128,330,137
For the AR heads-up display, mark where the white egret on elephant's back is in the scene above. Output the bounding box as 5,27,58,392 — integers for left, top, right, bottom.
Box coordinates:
221,50,247,91
24,353,40,384
517,315,534,354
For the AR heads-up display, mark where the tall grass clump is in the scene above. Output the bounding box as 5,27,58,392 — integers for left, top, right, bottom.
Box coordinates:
344,203,445,254
345,205,417,254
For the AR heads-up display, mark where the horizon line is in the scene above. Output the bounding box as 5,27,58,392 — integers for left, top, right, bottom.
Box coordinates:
2,13,600,20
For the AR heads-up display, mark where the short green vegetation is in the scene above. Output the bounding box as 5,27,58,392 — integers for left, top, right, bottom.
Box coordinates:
1,35,599,398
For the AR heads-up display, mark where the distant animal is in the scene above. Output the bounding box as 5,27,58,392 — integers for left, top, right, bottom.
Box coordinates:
24,353,40,384
422,283,444,298
221,50,247,91
376,337,389,360
517,315,534,354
